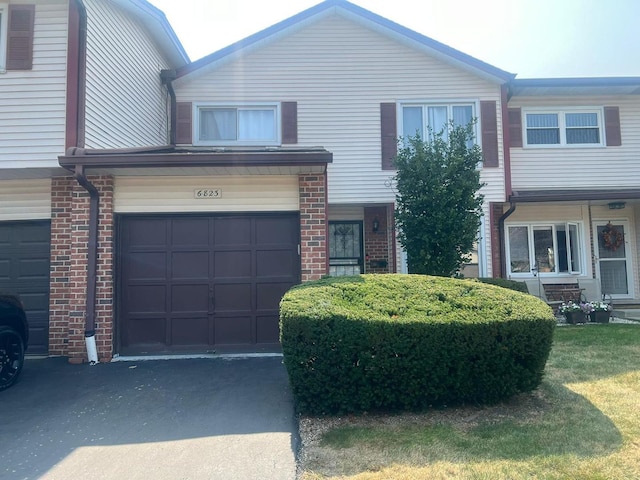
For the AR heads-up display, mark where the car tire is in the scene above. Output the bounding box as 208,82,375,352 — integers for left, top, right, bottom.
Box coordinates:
0,325,25,391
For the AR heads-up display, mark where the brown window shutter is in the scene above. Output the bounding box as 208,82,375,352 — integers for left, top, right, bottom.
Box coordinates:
604,106,621,146
480,101,499,167
380,103,397,170
6,4,35,70
507,107,522,148
281,101,297,144
175,102,192,144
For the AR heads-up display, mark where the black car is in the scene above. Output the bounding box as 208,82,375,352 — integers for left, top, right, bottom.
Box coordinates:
0,294,28,391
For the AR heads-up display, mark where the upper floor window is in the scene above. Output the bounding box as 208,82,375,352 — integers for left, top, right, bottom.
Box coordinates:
401,103,475,143
195,103,280,146
524,109,603,147
507,222,583,276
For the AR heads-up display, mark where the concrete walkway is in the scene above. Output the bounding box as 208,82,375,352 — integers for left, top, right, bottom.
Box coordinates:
0,356,298,480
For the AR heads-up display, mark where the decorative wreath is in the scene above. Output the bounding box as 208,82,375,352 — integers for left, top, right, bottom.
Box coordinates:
602,222,624,251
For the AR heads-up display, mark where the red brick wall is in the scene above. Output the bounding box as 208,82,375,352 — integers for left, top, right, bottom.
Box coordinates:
364,205,395,273
49,177,74,356
63,175,115,363
299,174,327,281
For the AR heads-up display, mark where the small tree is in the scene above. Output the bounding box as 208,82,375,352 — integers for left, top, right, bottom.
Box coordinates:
394,123,485,276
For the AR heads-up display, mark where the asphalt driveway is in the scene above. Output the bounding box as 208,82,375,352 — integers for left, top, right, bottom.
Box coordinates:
0,356,298,480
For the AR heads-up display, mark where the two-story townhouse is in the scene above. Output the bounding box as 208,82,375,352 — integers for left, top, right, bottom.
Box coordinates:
494,77,640,306
58,0,515,359
0,0,188,360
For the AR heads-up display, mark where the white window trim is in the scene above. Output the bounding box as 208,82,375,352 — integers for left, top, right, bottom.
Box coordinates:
193,102,281,147
506,221,586,278
397,99,481,147
0,3,8,73
522,107,605,148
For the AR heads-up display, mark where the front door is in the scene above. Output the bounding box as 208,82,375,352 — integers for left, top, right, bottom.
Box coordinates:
594,220,634,298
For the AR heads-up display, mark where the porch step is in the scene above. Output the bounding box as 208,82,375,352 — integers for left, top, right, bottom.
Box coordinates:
612,309,640,321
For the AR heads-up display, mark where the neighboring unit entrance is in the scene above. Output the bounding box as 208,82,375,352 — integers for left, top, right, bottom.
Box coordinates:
117,214,300,354
0,221,51,355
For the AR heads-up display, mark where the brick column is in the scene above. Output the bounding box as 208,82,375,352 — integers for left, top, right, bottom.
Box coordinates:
49,177,74,356
364,205,394,273
299,174,327,281
68,175,115,363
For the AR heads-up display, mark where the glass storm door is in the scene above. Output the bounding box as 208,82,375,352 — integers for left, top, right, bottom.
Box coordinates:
329,221,363,276
594,221,633,298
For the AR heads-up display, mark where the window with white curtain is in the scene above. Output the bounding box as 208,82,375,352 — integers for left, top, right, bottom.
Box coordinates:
196,104,279,145
524,109,602,147
506,223,583,276
400,103,475,146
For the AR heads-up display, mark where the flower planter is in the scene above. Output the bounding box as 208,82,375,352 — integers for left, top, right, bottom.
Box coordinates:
564,311,586,324
589,311,611,323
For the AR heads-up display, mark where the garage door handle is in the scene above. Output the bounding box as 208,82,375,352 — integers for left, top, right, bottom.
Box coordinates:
209,288,215,311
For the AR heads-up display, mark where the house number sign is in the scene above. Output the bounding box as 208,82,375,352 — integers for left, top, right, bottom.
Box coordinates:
194,188,222,199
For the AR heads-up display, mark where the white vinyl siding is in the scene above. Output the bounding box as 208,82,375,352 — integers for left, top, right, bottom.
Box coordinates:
83,0,171,148
0,179,51,220
114,175,299,213
174,13,505,207
0,1,67,169
510,96,640,190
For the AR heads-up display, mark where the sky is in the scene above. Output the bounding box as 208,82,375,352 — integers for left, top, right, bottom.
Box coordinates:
148,0,640,79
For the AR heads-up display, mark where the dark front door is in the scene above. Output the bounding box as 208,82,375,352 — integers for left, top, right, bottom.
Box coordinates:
0,221,51,354
118,214,300,354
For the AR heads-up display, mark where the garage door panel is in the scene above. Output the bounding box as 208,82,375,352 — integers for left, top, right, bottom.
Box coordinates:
17,258,50,279
256,250,295,277
172,251,209,279
119,214,299,354
0,221,50,355
215,315,252,345
172,218,210,246
172,284,209,313
0,259,9,279
256,282,294,311
256,315,280,344
213,218,251,245
256,217,297,244
214,251,251,277
125,317,166,346
215,283,252,311
126,285,166,313
171,317,209,345
128,219,168,247
126,252,167,280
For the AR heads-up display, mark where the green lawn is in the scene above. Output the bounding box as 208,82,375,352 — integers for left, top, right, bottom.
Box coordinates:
299,324,640,480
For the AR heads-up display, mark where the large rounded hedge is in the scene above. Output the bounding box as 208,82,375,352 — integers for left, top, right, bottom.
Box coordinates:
280,274,556,415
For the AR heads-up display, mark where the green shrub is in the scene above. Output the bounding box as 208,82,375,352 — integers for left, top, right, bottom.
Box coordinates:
279,274,555,415
475,277,529,293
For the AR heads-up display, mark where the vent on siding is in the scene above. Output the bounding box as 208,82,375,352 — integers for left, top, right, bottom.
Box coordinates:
6,4,35,70
380,103,397,170
480,101,499,167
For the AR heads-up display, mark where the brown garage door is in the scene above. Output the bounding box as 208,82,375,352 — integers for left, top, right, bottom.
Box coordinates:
0,221,51,355
118,214,300,354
